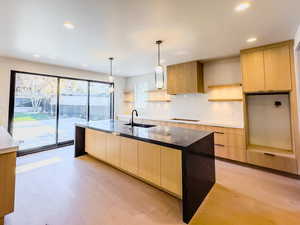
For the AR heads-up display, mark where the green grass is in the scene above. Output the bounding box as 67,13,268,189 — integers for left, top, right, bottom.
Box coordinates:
14,112,53,122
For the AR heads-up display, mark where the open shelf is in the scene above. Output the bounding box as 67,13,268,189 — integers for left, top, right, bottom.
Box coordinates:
124,91,132,94
247,144,294,158
208,83,242,89
146,89,171,102
146,89,168,93
147,100,171,102
208,98,243,102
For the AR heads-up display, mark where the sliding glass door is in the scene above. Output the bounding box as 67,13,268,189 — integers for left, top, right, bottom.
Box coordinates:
89,82,112,121
10,71,113,155
12,73,58,150
58,79,88,142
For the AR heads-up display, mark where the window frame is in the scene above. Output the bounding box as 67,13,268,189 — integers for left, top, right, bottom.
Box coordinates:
8,70,114,156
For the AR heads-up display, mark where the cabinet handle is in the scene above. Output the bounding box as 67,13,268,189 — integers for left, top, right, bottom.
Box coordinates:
215,132,225,134
215,144,225,147
264,153,275,157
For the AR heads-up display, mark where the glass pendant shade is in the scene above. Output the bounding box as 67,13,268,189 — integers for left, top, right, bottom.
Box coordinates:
154,40,164,89
155,66,164,89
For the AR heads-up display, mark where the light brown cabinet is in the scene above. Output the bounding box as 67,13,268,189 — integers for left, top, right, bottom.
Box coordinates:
138,142,161,186
0,152,16,224
247,149,297,174
160,146,182,196
135,117,246,163
167,61,204,95
120,137,138,175
241,50,265,92
241,41,293,93
85,129,183,198
264,44,292,91
85,128,107,161
106,134,121,167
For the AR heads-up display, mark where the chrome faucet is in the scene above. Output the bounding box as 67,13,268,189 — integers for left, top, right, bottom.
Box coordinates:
131,109,138,127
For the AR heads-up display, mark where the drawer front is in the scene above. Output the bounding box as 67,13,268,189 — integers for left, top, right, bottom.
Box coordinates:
247,151,298,174
214,132,227,146
214,145,227,158
227,147,246,162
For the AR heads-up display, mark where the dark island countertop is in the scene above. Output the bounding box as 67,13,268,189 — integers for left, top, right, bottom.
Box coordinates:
76,119,213,150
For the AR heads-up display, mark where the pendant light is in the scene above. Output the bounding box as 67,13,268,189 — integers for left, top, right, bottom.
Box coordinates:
155,40,164,89
109,57,114,82
108,57,114,93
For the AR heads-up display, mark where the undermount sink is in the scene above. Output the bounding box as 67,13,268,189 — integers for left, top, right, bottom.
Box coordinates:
125,123,156,128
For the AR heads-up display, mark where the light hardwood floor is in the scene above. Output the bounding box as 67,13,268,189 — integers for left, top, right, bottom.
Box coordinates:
5,146,300,225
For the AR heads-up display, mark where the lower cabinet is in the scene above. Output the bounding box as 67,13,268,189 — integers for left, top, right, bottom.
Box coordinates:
106,134,121,167
120,137,138,175
160,146,182,196
247,150,298,174
214,145,228,159
85,128,107,161
0,152,16,223
85,129,183,198
138,142,161,186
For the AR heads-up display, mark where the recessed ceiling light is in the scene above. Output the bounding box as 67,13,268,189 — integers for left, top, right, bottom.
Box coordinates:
33,54,40,58
235,2,251,12
64,21,75,29
247,37,257,43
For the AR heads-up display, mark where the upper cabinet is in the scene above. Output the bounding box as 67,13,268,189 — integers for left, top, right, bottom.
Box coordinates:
167,61,204,95
241,41,293,93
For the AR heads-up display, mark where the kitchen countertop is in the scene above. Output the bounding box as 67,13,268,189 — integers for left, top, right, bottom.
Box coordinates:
117,114,244,129
0,127,18,155
76,120,213,150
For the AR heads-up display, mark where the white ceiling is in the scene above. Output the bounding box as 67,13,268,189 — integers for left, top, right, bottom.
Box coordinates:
0,0,300,76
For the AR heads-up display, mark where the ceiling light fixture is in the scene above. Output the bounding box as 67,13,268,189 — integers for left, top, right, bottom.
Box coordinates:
247,37,257,43
154,40,164,89
82,64,88,67
108,57,114,93
64,21,75,29
235,2,251,12
33,54,40,58
108,57,114,82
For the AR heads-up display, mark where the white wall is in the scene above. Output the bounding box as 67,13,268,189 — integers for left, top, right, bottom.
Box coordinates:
123,57,244,128
0,56,126,128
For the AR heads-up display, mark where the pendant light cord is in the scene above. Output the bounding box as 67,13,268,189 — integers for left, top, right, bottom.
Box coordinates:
156,40,162,66
158,43,160,66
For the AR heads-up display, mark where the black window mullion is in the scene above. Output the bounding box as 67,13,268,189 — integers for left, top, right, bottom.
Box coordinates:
55,78,60,144
87,81,90,121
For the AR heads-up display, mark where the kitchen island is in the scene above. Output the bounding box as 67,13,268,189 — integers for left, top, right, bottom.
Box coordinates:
75,120,215,224
0,127,18,225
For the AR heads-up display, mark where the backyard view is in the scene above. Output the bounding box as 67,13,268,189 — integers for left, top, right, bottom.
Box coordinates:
13,73,112,151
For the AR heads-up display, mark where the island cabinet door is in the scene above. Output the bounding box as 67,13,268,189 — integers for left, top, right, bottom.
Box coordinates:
106,134,121,168
0,152,16,220
138,142,161,186
120,137,138,175
85,129,107,161
160,146,182,197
